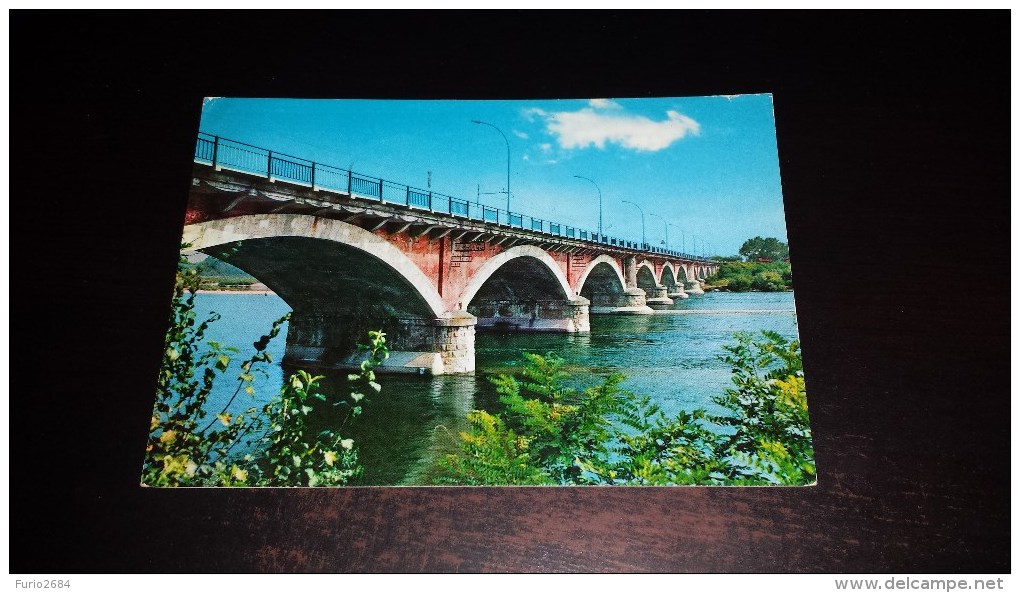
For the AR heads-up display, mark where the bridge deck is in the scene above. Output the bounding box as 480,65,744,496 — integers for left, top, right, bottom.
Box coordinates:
192,132,713,264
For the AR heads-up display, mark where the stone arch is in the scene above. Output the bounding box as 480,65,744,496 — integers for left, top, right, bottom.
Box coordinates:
660,261,677,289
181,213,476,372
574,255,626,296
183,213,446,317
457,244,571,310
636,260,658,293
577,256,629,310
676,263,690,283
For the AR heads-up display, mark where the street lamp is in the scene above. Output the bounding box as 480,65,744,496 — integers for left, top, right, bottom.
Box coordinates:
471,120,511,212
621,200,646,247
697,238,705,258
573,175,603,237
669,223,685,255
649,212,668,249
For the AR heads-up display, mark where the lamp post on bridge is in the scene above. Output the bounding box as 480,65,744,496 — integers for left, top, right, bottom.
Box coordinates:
573,175,603,238
669,223,685,256
649,213,668,250
621,200,646,247
689,234,705,258
471,120,511,213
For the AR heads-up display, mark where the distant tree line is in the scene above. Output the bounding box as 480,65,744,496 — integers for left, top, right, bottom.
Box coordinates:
738,236,789,263
707,236,792,292
188,256,258,289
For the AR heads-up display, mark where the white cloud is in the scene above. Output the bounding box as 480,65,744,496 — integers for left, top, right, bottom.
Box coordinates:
588,98,622,110
522,107,547,122
522,154,530,161
513,130,529,139
539,143,552,153
540,107,700,152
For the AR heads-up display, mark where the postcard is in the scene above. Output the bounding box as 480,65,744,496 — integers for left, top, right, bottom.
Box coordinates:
142,96,813,487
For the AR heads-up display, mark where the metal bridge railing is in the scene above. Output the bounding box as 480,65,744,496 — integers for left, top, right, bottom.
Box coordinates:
194,132,715,263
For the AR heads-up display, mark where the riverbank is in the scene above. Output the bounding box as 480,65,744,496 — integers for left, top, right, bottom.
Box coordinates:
658,309,796,314
195,289,276,296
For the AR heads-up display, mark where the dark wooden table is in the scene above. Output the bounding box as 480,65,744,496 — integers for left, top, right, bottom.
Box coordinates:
11,11,1008,573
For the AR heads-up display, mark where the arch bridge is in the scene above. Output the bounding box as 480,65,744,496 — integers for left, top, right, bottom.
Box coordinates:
182,134,718,374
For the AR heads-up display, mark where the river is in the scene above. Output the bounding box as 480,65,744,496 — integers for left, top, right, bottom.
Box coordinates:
187,291,800,485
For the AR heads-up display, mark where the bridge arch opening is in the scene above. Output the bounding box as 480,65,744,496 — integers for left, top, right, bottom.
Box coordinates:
578,260,627,306
660,263,678,290
458,245,586,333
636,263,658,295
182,214,469,372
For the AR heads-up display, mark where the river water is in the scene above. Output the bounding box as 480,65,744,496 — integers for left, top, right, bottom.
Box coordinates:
187,291,800,485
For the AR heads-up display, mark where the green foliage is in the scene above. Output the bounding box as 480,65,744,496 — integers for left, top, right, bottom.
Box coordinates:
437,333,814,486
175,254,260,290
729,272,754,292
752,270,785,292
257,370,361,486
195,255,258,285
141,247,389,487
711,331,814,485
706,260,792,292
436,410,552,486
198,276,256,289
610,408,732,485
436,353,643,485
738,236,790,262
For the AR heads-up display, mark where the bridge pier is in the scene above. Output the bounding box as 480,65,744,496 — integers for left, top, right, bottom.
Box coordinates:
283,310,476,375
645,285,674,310
588,287,654,315
469,296,590,333
684,281,705,295
667,284,689,299
434,312,476,374
590,256,655,315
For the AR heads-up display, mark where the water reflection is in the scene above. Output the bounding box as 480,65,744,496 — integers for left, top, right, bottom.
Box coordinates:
289,369,482,485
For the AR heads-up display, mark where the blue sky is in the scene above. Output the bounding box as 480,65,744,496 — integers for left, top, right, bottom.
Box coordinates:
198,95,788,257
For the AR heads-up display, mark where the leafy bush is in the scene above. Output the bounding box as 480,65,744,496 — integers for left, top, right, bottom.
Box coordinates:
705,260,792,292
752,270,785,292
436,332,814,486
728,273,754,292
710,330,814,484
738,236,790,262
141,249,388,487
436,353,638,485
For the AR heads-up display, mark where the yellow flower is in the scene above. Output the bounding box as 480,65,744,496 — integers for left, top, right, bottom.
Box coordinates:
159,430,177,444
323,451,338,467
231,465,248,482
